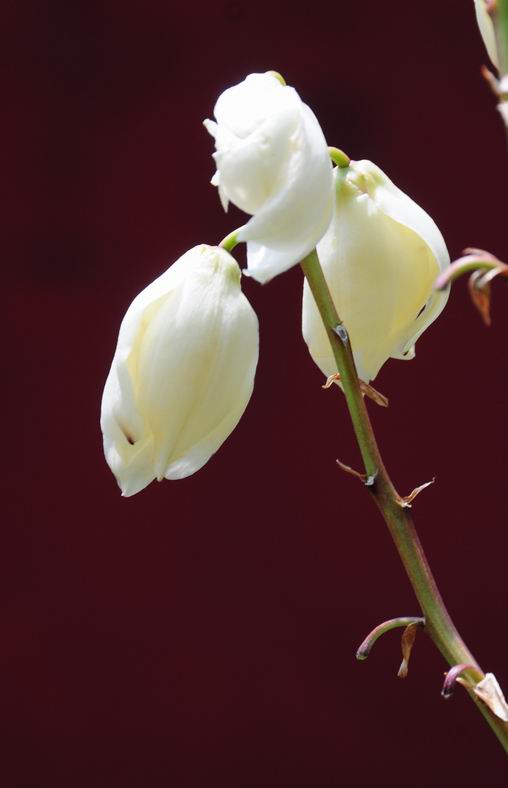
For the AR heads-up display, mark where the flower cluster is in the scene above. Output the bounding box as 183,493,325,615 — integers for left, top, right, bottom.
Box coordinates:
101,72,450,496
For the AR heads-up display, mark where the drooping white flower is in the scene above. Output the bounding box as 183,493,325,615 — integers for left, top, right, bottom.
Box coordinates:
473,0,499,69
302,160,450,383
204,72,334,284
101,245,259,496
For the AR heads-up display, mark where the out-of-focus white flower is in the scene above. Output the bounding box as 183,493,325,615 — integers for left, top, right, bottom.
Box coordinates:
474,0,499,69
498,78,508,123
101,245,259,496
473,673,508,721
204,72,334,284
302,160,450,383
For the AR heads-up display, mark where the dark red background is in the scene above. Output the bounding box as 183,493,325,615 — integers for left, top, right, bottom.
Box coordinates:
4,1,508,786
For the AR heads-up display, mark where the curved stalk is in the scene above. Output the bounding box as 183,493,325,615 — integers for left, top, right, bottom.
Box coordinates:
434,251,508,290
219,229,241,253
356,617,425,661
300,248,508,754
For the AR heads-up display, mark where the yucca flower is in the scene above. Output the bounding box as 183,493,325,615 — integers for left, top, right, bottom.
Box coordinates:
204,72,334,284
101,245,259,496
302,160,450,383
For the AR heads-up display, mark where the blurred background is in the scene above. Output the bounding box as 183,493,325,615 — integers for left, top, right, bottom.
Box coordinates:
3,1,508,786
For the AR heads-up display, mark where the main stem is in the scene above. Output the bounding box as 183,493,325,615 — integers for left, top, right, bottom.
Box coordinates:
496,0,508,76
301,249,508,753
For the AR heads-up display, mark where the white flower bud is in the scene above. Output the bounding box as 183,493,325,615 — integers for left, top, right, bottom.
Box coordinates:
101,245,259,496
204,72,334,284
473,0,499,70
302,161,450,383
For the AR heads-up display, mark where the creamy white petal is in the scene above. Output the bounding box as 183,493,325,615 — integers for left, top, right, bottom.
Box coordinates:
213,73,296,138
101,367,155,496
302,162,450,383
210,77,300,216
204,73,334,283
239,104,334,283
100,245,259,496
346,161,450,360
164,301,258,479
100,255,195,496
474,0,499,69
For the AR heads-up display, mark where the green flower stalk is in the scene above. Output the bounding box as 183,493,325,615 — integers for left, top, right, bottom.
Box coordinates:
300,247,508,754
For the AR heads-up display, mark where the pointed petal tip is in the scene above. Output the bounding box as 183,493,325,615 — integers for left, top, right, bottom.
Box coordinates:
203,118,217,137
242,266,271,285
